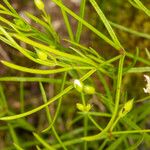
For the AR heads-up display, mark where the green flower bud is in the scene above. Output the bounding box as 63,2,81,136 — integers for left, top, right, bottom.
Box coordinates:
119,99,134,118
37,50,48,60
83,85,95,95
86,104,92,112
74,79,84,92
34,0,44,10
76,103,84,111
76,103,92,112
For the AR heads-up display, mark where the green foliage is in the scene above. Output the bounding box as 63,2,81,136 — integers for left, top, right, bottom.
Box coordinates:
0,0,150,149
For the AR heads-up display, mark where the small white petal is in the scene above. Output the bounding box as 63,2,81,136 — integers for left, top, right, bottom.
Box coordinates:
143,88,148,93
74,79,83,92
144,75,150,84
143,75,150,94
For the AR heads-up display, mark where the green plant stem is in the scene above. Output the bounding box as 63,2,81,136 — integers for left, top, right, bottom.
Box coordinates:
133,0,150,17
81,93,88,150
97,72,113,112
110,21,150,39
39,80,67,150
1,60,92,75
110,116,120,131
78,112,111,117
8,123,19,145
89,0,123,49
13,143,24,150
84,115,88,150
88,115,103,131
42,73,67,132
112,129,150,135
0,77,63,84
33,132,55,150
75,0,86,43
81,92,86,106
59,0,74,41
20,82,24,113
136,95,150,103
83,54,125,141
42,9,59,42
126,52,150,65
52,0,119,50
0,83,8,110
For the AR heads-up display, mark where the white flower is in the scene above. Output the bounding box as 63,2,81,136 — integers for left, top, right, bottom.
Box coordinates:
73,79,84,92
143,75,150,94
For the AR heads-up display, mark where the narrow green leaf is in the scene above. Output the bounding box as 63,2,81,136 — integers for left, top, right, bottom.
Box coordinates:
133,0,150,17
52,0,119,50
13,143,24,150
106,135,127,150
13,34,97,66
89,0,123,49
33,132,56,150
3,0,18,15
59,0,74,41
1,60,92,74
75,0,86,43
127,67,150,73
110,21,150,40
0,77,63,83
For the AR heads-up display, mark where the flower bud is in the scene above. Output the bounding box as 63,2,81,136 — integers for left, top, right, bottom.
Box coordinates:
119,99,134,118
83,85,95,95
76,103,92,112
86,104,92,112
34,0,44,10
74,79,84,92
76,103,84,111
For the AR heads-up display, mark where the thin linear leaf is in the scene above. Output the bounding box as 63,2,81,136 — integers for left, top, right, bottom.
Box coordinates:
59,0,74,41
13,143,24,150
110,21,150,40
0,77,63,83
127,67,150,73
1,60,92,74
33,132,56,150
89,0,123,49
52,0,119,50
75,0,86,42
13,34,97,66
133,0,150,17
106,135,127,150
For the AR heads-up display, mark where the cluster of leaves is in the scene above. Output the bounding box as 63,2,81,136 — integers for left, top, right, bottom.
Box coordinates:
0,0,150,149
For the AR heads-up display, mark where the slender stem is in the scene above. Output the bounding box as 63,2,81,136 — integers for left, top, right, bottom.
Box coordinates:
81,92,86,106
104,54,125,131
88,115,103,131
59,0,74,41
80,93,87,149
20,82,24,113
42,73,67,132
75,0,86,43
39,82,67,150
84,115,88,150
112,129,150,135
83,54,125,141
8,123,19,145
